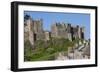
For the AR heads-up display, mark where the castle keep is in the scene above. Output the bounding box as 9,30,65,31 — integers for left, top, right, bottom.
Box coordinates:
24,17,84,46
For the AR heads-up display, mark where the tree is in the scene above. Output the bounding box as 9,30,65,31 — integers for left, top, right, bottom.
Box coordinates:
24,14,30,22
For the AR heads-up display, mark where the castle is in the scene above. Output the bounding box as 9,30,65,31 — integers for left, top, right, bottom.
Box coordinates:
24,16,85,47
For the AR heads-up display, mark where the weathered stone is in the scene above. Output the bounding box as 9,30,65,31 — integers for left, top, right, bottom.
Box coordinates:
24,17,85,50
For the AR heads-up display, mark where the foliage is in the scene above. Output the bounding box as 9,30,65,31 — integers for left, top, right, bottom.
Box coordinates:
24,38,79,61
24,40,33,61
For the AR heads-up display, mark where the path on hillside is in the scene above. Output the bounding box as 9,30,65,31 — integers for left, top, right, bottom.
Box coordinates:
56,43,90,60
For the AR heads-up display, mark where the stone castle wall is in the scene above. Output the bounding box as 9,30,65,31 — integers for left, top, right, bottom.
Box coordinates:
24,18,85,46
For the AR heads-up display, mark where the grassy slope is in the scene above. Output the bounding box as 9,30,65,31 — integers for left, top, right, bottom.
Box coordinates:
24,38,82,61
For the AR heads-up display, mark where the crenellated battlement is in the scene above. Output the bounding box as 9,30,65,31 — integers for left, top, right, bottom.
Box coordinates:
24,17,85,47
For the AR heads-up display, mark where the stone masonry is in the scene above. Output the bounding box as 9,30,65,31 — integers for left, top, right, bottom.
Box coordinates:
24,17,85,47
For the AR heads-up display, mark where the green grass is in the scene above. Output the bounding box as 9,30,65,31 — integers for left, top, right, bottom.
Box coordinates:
24,38,82,61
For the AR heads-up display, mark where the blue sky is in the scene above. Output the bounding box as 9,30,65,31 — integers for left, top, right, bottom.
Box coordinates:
24,11,90,40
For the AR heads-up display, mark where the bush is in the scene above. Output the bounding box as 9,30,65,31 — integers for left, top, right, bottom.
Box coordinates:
24,40,33,61
24,38,78,61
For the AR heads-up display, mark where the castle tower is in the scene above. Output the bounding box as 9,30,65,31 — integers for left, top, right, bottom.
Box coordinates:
33,19,45,40
67,23,71,33
78,26,85,39
26,18,34,46
73,25,79,39
51,23,58,38
81,27,85,39
67,23,72,41
44,31,51,41
33,19,43,33
78,26,81,39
